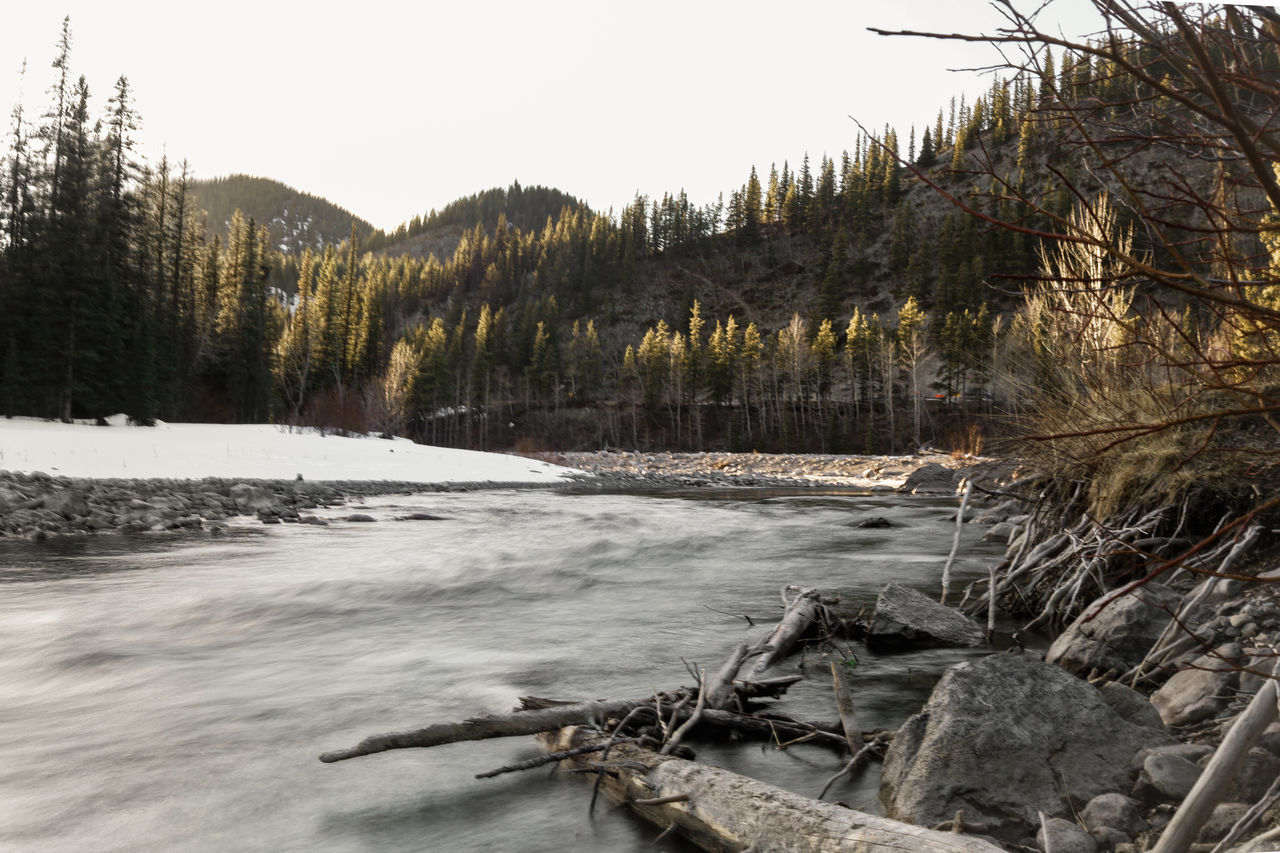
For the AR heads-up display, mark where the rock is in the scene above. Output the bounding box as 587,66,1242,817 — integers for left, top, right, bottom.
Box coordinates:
982,521,1018,543
395,512,445,521
1090,825,1132,851
1149,643,1242,726
1133,752,1201,803
1258,722,1280,757
229,483,278,512
972,498,1023,525
1197,802,1250,844
879,653,1173,841
1129,743,1214,773
1037,817,1098,853
897,462,959,495
1097,682,1167,730
1082,793,1147,837
1045,584,1183,678
45,489,90,519
345,514,376,523
1219,747,1280,803
298,516,329,526
855,516,893,528
866,582,986,648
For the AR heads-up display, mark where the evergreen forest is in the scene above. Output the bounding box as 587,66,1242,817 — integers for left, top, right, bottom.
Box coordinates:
1,11,1274,458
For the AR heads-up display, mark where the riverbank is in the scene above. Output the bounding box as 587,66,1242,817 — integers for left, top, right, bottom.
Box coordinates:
0,415,993,539
538,449,993,491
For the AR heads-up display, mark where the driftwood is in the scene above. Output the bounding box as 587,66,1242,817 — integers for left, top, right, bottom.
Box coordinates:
541,726,1005,853
319,584,917,853
743,586,825,680
319,697,647,763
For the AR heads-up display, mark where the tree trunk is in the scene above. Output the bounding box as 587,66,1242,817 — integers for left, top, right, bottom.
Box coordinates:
542,726,1004,853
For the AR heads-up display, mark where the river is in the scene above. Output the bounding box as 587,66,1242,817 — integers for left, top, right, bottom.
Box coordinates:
0,486,1005,852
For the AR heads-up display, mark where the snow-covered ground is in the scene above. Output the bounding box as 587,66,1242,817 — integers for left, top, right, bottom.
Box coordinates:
0,416,579,484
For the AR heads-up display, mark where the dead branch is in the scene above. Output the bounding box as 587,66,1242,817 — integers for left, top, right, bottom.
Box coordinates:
318,697,649,763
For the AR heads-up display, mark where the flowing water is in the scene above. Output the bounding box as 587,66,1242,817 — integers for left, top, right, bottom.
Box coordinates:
0,487,1005,853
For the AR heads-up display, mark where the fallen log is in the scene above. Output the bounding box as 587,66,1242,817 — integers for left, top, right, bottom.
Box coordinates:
542,726,1005,853
743,587,825,680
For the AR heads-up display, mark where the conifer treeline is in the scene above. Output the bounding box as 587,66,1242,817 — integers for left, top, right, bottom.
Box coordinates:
0,20,1130,451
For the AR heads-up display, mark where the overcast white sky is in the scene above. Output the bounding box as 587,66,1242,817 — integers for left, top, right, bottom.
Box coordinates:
4,1,1103,232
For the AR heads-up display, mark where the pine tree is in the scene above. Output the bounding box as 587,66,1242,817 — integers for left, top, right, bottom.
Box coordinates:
918,126,937,167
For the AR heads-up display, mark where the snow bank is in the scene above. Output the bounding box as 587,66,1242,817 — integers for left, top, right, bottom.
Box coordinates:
0,417,579,484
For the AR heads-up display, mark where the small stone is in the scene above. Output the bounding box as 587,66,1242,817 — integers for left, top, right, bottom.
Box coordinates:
1082,793,1147,837
1090,825,1132,851
1134,752,1201,803
1036,816,1098,853
1219,748,1280,803
1197,802,1250,843
345,514,376,523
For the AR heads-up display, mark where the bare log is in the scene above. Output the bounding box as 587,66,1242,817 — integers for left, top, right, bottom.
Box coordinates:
744,587,824,681
318,697,646,763
542,726,1005,853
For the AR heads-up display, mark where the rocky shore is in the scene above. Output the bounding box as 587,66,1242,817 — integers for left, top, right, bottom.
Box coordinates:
546,449,981,491
0,470,546,542
0,451,978,541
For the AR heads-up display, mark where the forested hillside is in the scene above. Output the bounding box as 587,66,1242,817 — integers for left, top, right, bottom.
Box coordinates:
188,174,375,256
1,7,1274,462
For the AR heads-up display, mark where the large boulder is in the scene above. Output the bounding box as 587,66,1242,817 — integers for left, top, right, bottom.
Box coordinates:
897,462,961,495
879,653,1174,842
866,582,986,648
1045,583,1183,677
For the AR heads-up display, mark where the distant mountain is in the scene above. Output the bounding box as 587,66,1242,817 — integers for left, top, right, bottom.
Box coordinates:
188,174,376,253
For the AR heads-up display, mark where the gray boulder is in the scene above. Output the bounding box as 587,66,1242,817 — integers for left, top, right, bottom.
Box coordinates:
1219,747,1280,803
1149,643,1242,726
897,462,959,495
1097,682,1167,731
866,582,986,648
1129,742,1214,773
46,489,90,519
228,483,278,513
1258,722,1280,757
1037,817,1098,853
1197,802,1250,844
879,653,1173,841
1133,752,1201,803
982,521,1019,544
1082,792,1147,837
1046,584,1183,678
